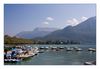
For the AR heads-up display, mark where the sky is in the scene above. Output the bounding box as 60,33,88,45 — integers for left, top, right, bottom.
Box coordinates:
4,4,96,36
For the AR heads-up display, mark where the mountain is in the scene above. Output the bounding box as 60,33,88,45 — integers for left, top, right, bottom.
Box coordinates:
41,16,96,44
16,27,58,39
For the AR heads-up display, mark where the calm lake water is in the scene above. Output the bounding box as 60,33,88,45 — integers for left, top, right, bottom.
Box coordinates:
4,45,96,65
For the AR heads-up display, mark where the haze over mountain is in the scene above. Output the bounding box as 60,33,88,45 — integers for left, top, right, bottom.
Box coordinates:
16,16,96,44
16,27,59,39
38,16,96,44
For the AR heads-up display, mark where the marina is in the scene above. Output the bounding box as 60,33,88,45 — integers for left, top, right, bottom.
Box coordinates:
4,45,96,65
4,4,96,66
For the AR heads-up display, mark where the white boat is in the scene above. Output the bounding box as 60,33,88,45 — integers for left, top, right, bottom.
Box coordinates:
39,47,45,49
59,47,64,49
66,47,73,51
88,48,96,52
17,47,39,58
84,61,96,65
4,58,21,62
75,48,82,51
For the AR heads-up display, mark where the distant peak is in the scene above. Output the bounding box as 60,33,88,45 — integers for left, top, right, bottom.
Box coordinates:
34,27,59,32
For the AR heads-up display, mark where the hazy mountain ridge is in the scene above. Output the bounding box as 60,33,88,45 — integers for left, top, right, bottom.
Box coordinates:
16,16,96,44
41,16,96,44
16,27,59,39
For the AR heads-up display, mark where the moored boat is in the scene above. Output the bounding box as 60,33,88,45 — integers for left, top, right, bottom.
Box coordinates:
84,61,96,65
4,58,21,62
88,48,96,52
66,47,73,51
75,48,82,51
59,47,64,49
39,47,45,49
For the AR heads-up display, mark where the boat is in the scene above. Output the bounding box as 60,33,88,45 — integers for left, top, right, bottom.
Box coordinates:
17,47,39,58
59,47,64,49
38,50,44,53
88,48,96,52
75,48,82,51
50,47,59,51
4,58,21,62
4,46,39,62
84,61,96,65
66,47,73,51
44,46,49,50
51,47,57,49
17,53,34,58
39,47,45,49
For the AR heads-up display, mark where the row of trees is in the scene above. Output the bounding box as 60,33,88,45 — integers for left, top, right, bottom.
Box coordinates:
4,35,33,44
32,40,80,44
4,35,80,44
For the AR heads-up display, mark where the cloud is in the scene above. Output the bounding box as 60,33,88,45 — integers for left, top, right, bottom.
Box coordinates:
43,21,49,25
66,16,88,26
42,16,54,25
46,17,54,21
67,18,79,26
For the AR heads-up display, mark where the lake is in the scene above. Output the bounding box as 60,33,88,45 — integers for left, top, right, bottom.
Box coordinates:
4,45,96,65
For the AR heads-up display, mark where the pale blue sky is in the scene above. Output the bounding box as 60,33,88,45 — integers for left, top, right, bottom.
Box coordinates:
4,4,96,36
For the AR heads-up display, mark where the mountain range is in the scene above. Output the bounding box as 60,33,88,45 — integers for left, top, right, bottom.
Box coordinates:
16,16,96,44
35,16,96,44
16,27,58,39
